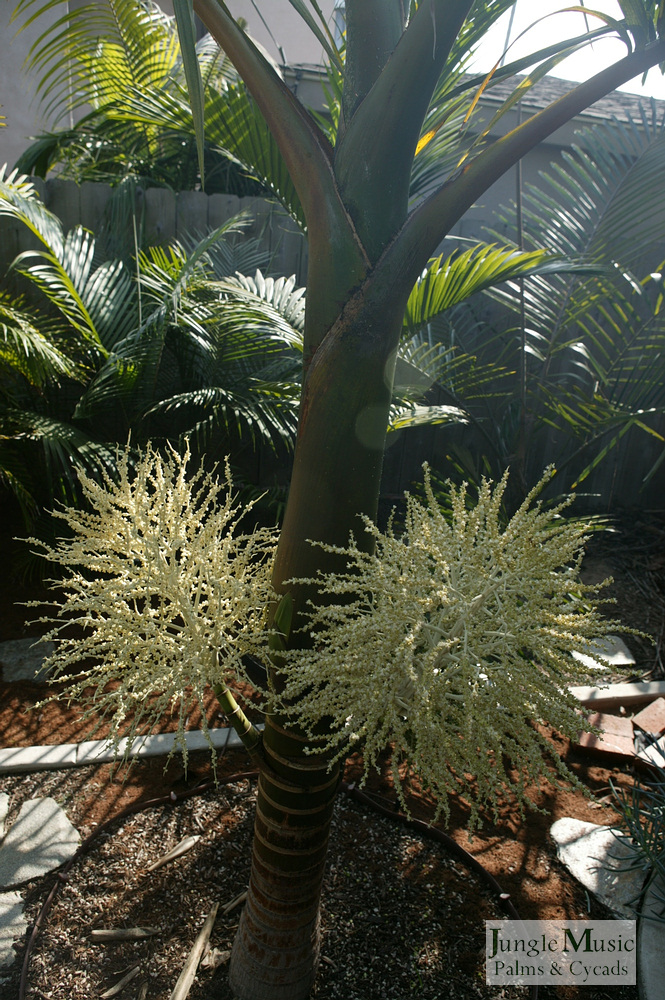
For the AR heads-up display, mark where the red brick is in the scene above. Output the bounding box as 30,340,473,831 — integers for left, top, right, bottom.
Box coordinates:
632,698,665,736
577,712,635,757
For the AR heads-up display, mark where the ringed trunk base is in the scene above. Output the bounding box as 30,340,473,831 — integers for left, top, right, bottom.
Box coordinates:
228,717,339,1000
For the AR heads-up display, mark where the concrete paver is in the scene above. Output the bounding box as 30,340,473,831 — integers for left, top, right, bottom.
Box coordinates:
0,726,247,775
0,892,27,968
0,743,78,774
0,797,80,889
569,680,665,710
0,794,81,970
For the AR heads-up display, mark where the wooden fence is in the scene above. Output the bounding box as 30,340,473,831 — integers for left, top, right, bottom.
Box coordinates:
0,177,308,282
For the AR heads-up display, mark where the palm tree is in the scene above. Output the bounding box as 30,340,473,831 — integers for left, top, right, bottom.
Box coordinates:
168,3,665,997
0,166,306,522
464,102,665,503
12,2,665,998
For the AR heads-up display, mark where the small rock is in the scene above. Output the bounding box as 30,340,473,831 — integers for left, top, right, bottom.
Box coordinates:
0,637,54,683
0,798,80,888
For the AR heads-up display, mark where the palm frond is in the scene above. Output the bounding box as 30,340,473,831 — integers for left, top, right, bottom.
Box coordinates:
0,166,65,256
148,383,299,454
403,243,593,335
13,1,303,212
3,407,121,506
286,0,342,69
475,102,665,494
13,0,179,123
497,102,665,269
0,292,80,387
387,403,468,433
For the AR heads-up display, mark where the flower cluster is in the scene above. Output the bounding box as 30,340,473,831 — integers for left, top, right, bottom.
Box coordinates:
280,468,615,824
32,444,278,762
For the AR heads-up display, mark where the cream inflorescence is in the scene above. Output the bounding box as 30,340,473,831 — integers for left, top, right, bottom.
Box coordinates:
279,468,614,823
31,444,278,763
34,451,615,822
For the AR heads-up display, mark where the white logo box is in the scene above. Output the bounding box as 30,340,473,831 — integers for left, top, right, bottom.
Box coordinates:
485,919,636,986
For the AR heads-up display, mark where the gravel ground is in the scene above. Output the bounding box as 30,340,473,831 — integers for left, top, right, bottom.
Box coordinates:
0,750,639,1000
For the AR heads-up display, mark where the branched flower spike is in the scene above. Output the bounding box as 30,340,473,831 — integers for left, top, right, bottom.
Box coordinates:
281,467,617,826
31,443,278,765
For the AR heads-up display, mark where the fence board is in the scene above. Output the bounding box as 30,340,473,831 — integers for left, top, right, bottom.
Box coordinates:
207,193,242,232
176,189,208,241
143,186,176,246
79,181,112,235
44,178,80,237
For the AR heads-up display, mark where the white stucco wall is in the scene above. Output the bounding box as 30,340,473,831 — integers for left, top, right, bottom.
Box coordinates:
1,1,63,168
225,1,338,66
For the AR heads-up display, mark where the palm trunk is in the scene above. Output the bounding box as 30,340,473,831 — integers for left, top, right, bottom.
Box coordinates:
230,296,405,1000
229,718,339,1000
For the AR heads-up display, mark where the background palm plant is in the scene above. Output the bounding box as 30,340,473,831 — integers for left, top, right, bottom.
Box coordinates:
456,102,665,504
13,0,303,222
0,166,307,525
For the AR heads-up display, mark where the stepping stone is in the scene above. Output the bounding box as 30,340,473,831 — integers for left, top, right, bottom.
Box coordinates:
550,817,645,919
0,892,27,967
0,797,80,888
0,637,54,683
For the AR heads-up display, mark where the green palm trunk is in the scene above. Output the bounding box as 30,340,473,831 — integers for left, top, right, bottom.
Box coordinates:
229,290,408,998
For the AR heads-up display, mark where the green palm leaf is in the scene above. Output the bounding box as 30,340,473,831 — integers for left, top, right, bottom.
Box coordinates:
3,407,121,506
403,243,591,334
480,103,665,490
13,0,179,122
173,0,206,187
0,292,80,387
0,167,65,257
13,0,302,213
